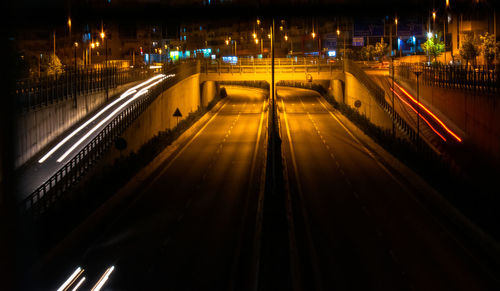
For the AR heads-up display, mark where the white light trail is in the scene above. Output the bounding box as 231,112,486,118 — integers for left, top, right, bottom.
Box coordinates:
91,266,115,291
71,276,86,291
56,76,167,163
38,74,166,163
57,267,83,291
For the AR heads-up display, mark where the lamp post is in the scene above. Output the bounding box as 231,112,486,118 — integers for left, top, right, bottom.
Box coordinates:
101,31,107,67
414,70,422,147
90,42,95,66
74,42,78,69
101,31,108,101
426,32,433,63
391,55,396,138
395,17,400,57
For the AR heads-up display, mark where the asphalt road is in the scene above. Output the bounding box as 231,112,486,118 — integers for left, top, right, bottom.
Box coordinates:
47,86,268,290
277,86,498,291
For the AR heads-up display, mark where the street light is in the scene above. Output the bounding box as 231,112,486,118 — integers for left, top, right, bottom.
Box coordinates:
391,55,396,138
100,31,107,67
74,42,78,69
413,70,422,148
101,31,108,100
395,17,399,57
426,32,433,63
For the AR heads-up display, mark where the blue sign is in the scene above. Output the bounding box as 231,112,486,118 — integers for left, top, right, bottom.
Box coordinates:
327,51,336,57
352,37,364,47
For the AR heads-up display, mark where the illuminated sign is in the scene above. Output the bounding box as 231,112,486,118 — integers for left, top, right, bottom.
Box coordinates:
327,51,336,57
170,51,180,60
222,56,238,64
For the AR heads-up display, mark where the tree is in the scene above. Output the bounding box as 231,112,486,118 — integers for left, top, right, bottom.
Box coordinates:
421,33,445,63
361,45,375,61
373,39,389,62
41,54,64,75
459,34,479,67
479,32,499,69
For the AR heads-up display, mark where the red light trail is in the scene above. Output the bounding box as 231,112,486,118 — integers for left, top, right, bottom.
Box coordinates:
393,82,462,142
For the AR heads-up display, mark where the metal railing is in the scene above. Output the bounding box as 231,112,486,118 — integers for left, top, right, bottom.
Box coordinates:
201,58,343,75
394,62,499,94
15,67,154,111
344,60,438,158
21,63,199,216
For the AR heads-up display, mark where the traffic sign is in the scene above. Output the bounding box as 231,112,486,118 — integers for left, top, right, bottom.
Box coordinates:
173,108,182,117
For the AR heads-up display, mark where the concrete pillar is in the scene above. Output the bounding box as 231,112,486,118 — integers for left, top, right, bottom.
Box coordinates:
200,81,217,108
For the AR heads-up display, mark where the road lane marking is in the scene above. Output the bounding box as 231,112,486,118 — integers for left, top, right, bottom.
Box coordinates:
281,97,324,291
147,100,229,187
250,100,267,185
316,97,405,187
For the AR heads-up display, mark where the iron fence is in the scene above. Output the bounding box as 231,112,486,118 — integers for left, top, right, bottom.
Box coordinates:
21,63,198,216
15,67,153,111
394,62,499,94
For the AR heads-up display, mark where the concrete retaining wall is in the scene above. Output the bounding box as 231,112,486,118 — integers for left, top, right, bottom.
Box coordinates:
106,73,217,161
419,84,500,162
15,82,140,168
344,72,393,131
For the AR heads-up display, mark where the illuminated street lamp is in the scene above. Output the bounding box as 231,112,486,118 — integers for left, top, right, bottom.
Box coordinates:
311,31,316,39
100,31,107,67
73,42,78,69
413,69,423,149
426,32,433,63
101,31,108,100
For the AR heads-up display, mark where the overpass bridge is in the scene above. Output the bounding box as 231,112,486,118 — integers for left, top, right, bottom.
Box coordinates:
19,58,443,215
200,58,345,84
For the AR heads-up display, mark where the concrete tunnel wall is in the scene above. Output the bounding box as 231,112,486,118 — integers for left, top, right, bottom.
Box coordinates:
105,74,218,162
15,82,140,168
407,81,500,163
343,73,393,131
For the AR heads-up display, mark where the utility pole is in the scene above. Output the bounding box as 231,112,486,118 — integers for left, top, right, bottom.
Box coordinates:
390,22,393,56
414,71,422,149
391,56,395,138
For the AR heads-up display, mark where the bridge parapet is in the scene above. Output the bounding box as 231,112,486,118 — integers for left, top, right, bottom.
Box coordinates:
200,58,344,82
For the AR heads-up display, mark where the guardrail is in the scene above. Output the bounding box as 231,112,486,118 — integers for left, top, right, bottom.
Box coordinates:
394,62,499,94
15,67,154,112
21,63,199,216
